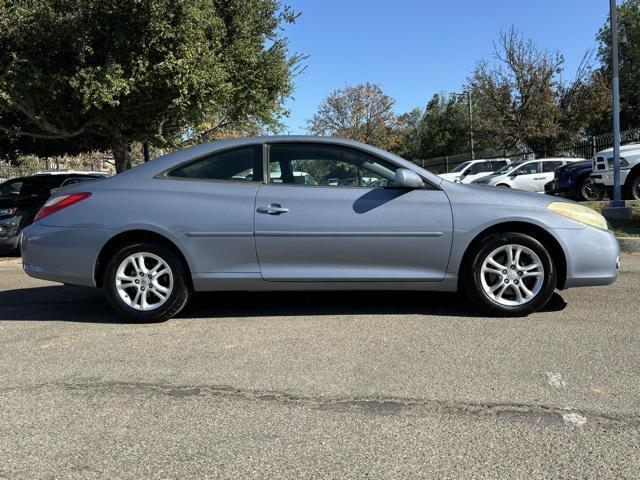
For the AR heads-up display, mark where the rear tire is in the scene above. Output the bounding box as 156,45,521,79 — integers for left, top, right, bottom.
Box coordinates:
103,241,191,322
496,184,511,188
463,233,557,316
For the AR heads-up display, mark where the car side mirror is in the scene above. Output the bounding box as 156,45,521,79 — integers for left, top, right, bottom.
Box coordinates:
393,168,425,188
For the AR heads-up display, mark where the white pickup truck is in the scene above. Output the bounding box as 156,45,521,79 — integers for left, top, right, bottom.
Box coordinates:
590,143,640,200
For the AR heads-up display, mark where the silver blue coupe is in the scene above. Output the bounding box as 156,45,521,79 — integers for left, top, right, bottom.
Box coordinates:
21,137,619,321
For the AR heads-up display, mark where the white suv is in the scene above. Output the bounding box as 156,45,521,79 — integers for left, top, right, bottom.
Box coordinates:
589,143,640,200
472,158,582,192
439,159,511,184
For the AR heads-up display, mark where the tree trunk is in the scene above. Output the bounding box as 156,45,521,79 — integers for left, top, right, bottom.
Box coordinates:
112,140,132,173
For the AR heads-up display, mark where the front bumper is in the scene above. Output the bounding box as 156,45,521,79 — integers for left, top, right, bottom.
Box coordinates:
544,179,576,198
0,218,21,249
591,169,630,187
555,226,620,288
21,222,111,287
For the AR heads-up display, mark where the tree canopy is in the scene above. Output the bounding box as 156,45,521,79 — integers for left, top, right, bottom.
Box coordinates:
0,0,302,171
469,27,610,157
307,83,400,150
394,94,473,161
598,0,640,130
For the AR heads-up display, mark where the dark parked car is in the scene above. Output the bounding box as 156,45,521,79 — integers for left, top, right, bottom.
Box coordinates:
0,172,107,252
544,160,605,201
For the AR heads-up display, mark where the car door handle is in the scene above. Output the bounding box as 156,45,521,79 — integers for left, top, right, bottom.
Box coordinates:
257,204,289,215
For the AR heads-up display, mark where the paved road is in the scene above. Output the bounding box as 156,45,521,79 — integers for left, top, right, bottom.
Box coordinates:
0,254,638,479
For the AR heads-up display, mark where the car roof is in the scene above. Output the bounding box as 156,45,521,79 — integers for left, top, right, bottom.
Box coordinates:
115,135,443,185
33,170,108,176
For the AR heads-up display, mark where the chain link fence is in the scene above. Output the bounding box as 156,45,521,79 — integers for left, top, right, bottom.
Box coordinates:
418,127,640,174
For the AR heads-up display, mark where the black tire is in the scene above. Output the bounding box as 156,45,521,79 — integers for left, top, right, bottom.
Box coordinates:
103,241,191,322
496,184,511,188
579,177,604,201
627,174,640,201
463,233,557,316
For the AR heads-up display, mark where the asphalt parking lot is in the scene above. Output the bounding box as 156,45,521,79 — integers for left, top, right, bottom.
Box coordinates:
0,253,639,479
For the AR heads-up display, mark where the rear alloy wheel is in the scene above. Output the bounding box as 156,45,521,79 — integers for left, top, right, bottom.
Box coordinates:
104,242,191,322
579,177,604,201
464,233,557,316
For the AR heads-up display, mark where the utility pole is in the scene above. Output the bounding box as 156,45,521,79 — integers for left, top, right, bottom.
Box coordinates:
467,91,475,161
604,0,632,219
454,91,475,160
143,142,150,163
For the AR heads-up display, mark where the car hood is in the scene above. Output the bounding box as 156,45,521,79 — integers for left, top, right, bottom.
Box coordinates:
471,172,502,183
557,161,591,176
441,181,573,208
438,172,461,181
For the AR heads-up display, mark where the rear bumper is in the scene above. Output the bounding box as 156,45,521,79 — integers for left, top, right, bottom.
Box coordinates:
21,222,110,287
554,226,620,288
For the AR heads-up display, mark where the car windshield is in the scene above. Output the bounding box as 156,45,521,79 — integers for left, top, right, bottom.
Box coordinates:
450,161,471,173
0,179,24,197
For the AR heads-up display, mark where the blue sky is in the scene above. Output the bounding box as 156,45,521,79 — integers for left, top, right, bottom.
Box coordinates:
281,0,610,134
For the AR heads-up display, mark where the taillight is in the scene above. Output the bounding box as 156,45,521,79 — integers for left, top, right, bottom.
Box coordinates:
34,193,91,222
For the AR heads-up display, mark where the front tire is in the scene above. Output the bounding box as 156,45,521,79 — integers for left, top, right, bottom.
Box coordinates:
463,233,557,316
103,241,191,322
627,174,640,201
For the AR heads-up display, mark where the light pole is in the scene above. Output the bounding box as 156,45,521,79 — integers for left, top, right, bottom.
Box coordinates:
604,0,632,219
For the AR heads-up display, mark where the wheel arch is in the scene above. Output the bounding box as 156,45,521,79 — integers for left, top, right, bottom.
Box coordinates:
94,229,193,288
457,221,567,290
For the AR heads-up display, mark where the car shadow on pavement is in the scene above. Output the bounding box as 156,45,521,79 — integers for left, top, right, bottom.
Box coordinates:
0,285,567,323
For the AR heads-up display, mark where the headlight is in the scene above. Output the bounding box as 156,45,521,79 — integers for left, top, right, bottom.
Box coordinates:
0,207,17,216
547,202,608,230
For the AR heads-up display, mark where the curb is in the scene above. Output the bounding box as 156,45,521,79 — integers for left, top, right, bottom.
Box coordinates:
617,237,640,253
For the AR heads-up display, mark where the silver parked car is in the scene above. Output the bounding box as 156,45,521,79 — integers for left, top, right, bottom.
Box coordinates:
21,136,619,321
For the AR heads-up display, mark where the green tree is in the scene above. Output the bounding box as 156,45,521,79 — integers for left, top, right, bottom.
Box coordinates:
395,94,472,160
308,83,400,150
598,0,640,130
0,0,302,172
470,27,610,157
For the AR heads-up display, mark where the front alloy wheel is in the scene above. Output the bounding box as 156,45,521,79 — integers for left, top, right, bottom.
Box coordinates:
480,244,544,306
464,233,557,316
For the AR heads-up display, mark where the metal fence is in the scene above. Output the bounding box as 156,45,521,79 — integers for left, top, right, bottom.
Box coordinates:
418,127,640,174
0,154,113,182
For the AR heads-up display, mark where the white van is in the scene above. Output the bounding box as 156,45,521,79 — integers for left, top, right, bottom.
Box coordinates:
439,159,511,184
472,158,582,192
